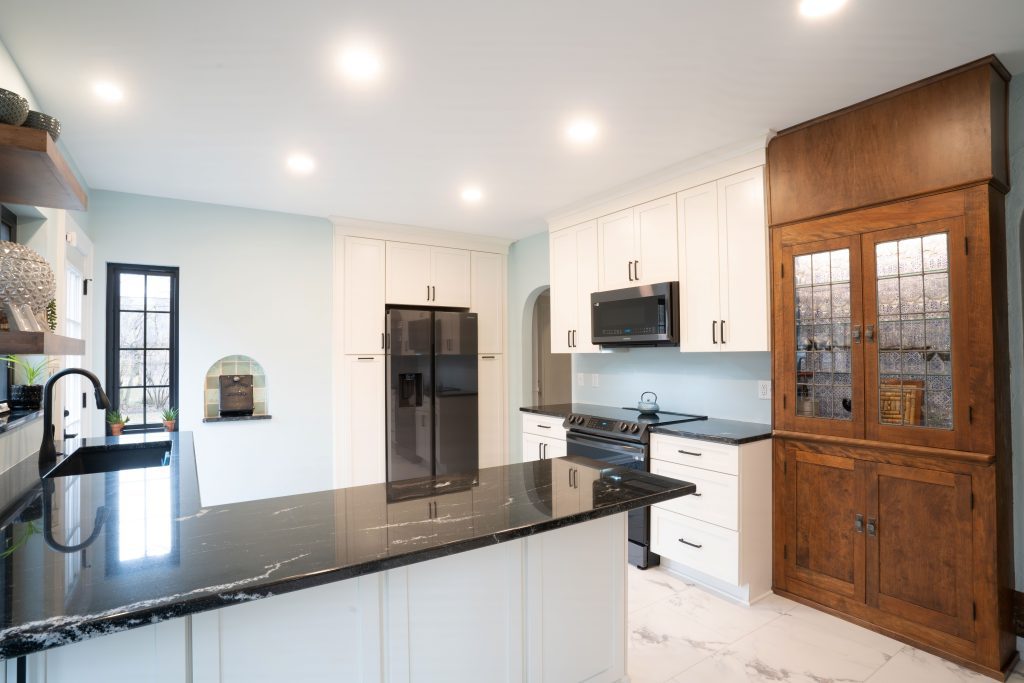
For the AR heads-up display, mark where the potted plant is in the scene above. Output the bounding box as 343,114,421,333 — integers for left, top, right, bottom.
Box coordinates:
162,407,178,432
1,355,55,410
106,410,129,436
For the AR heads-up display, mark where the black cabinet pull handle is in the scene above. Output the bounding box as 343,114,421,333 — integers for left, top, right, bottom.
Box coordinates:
432,286,436,301
678,538,703,549
721,320,726,344
537,424,551,429
568,330,572,348
628,261,633,282
482,355,495,359
866,517,877,536
568,467,573,486
572,330,577,348
634,260,639,280
712,320,717,344
855,513,864,533
427,285,431,301
357,357,375,360
692,492,702,497
381,332,384,349
678,449,702,457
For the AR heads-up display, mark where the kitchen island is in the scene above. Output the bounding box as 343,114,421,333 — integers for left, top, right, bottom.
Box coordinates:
0,432,693,682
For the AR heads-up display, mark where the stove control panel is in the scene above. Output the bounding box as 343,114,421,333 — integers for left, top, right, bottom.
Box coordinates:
566,414,642,434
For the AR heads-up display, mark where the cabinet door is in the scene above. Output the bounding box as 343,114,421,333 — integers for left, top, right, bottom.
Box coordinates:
783,447,865,602
549,227,579,354
551,458,580,516
478,354,505,469
779,236,865,438
634,195,678,285
522,433,545,463
866,463,974,640
431,247,472,308
574,222,601,352
861,219,967,451
678,181,722,352
386,242,432,305
343,237,386,354
718,167,769,352
542,437,567,460
597,209,635,291
342,355,386,486
471,251,505,354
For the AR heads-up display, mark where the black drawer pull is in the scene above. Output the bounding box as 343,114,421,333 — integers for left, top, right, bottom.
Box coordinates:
678,449,701,457
678,538,703,549
536,424,551,429
482,355,495,359
691,492,702,497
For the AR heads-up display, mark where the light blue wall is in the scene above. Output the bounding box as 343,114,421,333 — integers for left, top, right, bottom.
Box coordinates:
506,230,550,462
1004,73,1024,618
88,191,336,504
572,351,771,422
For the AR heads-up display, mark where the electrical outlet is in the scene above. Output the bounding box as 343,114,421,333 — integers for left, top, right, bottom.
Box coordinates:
758,380,772,400
577,373,585,386
591,373,599,387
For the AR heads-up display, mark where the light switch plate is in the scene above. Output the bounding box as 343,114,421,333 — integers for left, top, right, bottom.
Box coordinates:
577,373,585,386
758,381,772,400
590,374,599,387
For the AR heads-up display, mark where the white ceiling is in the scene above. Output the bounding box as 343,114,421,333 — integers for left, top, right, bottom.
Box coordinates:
2,0,1023,239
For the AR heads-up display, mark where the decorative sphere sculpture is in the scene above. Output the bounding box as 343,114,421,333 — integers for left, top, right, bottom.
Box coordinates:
0,241,56,314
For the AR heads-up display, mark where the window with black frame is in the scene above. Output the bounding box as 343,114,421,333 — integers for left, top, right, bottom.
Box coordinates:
106,264,179,432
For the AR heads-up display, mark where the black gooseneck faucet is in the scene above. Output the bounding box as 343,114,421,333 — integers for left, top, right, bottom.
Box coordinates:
38,367,112,475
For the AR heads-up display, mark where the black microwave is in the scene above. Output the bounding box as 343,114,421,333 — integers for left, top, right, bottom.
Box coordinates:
590,282,679,347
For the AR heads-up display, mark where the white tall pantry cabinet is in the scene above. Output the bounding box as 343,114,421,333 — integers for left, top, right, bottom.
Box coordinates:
334,226,509,487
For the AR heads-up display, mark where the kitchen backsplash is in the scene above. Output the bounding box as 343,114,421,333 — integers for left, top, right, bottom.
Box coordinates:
572,349,771,424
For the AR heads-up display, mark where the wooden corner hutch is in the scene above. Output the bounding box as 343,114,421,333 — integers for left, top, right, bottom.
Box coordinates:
767,56,1016,679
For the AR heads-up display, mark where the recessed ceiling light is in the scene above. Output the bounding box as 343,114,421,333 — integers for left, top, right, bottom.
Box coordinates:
93,81,124,103
337,45,383,83
566,118,599,145
286,154,315,174
799,0,847,18
460,186,483,203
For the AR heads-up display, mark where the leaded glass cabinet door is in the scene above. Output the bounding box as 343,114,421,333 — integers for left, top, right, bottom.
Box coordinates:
780,236,865,438
861,218,968,450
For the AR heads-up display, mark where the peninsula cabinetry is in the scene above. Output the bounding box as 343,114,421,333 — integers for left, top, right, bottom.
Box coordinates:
769,57,1014,679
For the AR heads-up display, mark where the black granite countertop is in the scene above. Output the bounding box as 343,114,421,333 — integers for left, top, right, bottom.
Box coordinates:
650,418,772,445
520,404,771,445
0,432,693,659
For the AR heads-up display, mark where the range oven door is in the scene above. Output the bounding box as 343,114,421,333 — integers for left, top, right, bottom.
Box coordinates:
590,281,679,348
565,431,659,569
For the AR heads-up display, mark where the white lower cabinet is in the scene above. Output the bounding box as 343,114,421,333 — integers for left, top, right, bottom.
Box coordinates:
337,355,386,486
650,434,772,604
521,412,567,463
478,354,506,469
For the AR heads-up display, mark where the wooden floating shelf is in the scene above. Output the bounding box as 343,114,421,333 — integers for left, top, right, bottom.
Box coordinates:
0,331,85,355
0,124,87,211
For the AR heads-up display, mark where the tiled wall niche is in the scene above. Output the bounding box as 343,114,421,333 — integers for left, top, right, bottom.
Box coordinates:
203,355,270,421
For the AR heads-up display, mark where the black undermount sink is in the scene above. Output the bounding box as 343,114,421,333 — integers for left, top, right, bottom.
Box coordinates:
43,440,171,479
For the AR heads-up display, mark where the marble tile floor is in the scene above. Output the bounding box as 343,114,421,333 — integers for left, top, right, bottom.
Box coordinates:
627,565,1024,683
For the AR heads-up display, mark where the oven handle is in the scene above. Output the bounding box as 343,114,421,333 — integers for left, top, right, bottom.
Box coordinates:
566,431,646,456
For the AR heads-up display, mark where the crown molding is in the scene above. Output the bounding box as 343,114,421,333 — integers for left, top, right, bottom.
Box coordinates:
330,215,512,254
546,132,774,233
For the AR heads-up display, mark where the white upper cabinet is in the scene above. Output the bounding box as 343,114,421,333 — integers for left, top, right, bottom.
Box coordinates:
386,242,433,305
342,236,386,354
471,251,505,353
678,166,769,353
385,242,471,307
430,247,472,308
678,182,722,353
597,209,635,290
550,221,600,354
717,167,769,352
635,195,679,285
597,196,678,291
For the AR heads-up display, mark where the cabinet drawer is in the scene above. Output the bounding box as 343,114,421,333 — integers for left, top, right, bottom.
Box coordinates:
650,434,738,475
522,413,567,439
650,460,738,530
651,508,739,585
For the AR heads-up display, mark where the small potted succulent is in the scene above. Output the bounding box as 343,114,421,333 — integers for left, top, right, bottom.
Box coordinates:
1,355,55,410
161,407,178,432
106,409,129,436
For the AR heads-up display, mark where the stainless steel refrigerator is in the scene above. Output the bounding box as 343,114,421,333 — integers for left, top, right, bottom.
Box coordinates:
386,309,479,484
